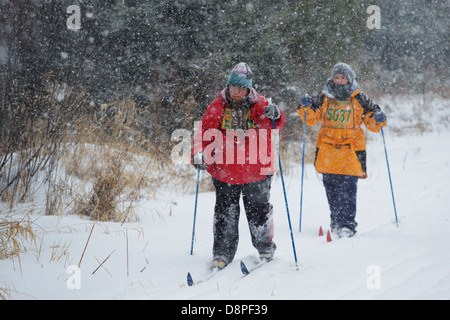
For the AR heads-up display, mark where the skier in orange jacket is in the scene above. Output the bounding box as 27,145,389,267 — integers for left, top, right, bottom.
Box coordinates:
298,63,386,237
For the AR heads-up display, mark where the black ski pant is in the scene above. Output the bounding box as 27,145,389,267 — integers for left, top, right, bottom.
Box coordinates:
212,176,276,264
322,173,358,233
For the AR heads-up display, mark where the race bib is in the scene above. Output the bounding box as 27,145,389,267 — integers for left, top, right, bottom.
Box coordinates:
323,100,355,129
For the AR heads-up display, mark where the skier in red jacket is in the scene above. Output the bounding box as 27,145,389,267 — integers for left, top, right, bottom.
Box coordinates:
192,62,285,269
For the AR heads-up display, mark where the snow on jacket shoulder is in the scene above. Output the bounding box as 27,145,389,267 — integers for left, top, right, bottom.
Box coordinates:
193,88,285,184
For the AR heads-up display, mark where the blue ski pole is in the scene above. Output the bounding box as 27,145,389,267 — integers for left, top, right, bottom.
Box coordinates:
190,168,200,255
299,107,307,232
272,119,299,269
380,125,399,226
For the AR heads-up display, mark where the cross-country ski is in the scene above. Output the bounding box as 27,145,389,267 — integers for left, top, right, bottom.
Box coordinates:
187,268,221,287
240,259,272,276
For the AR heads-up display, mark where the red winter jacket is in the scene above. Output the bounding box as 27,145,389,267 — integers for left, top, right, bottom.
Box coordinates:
193,88,285,184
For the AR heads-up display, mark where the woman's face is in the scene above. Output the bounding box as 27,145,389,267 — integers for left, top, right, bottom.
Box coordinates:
229,85,248,102
333,73,349,85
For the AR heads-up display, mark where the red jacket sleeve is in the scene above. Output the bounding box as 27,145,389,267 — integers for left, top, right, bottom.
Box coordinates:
191,101,223,163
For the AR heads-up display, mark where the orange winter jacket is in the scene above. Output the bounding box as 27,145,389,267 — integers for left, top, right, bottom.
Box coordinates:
297,90,386,178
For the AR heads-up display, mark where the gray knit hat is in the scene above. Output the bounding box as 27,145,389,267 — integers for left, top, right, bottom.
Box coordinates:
322,63,360,100
331,62,356,84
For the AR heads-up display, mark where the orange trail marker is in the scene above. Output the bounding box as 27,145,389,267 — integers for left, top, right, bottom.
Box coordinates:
326,230,332,242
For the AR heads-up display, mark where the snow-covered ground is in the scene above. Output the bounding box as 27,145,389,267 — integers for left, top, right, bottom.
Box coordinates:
1,96,449,301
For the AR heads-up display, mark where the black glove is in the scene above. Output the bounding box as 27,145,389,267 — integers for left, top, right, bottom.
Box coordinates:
265,104,281,120
374,111,386,124
300,96,312,108
192,152,206,170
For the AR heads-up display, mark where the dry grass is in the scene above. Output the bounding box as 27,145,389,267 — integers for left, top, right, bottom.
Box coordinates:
70,145,150,222
0,286,7,300
0,215,36,260
1,80,174,223
0,208,39,299
61,94,165,222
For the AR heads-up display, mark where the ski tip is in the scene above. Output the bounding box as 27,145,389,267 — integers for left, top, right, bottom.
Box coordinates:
187,272,194,286
240,260,250,275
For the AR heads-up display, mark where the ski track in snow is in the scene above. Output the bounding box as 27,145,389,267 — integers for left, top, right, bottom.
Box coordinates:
1,127,449,300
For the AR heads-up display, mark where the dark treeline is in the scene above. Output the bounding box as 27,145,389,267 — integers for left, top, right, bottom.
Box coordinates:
0,0,448,151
